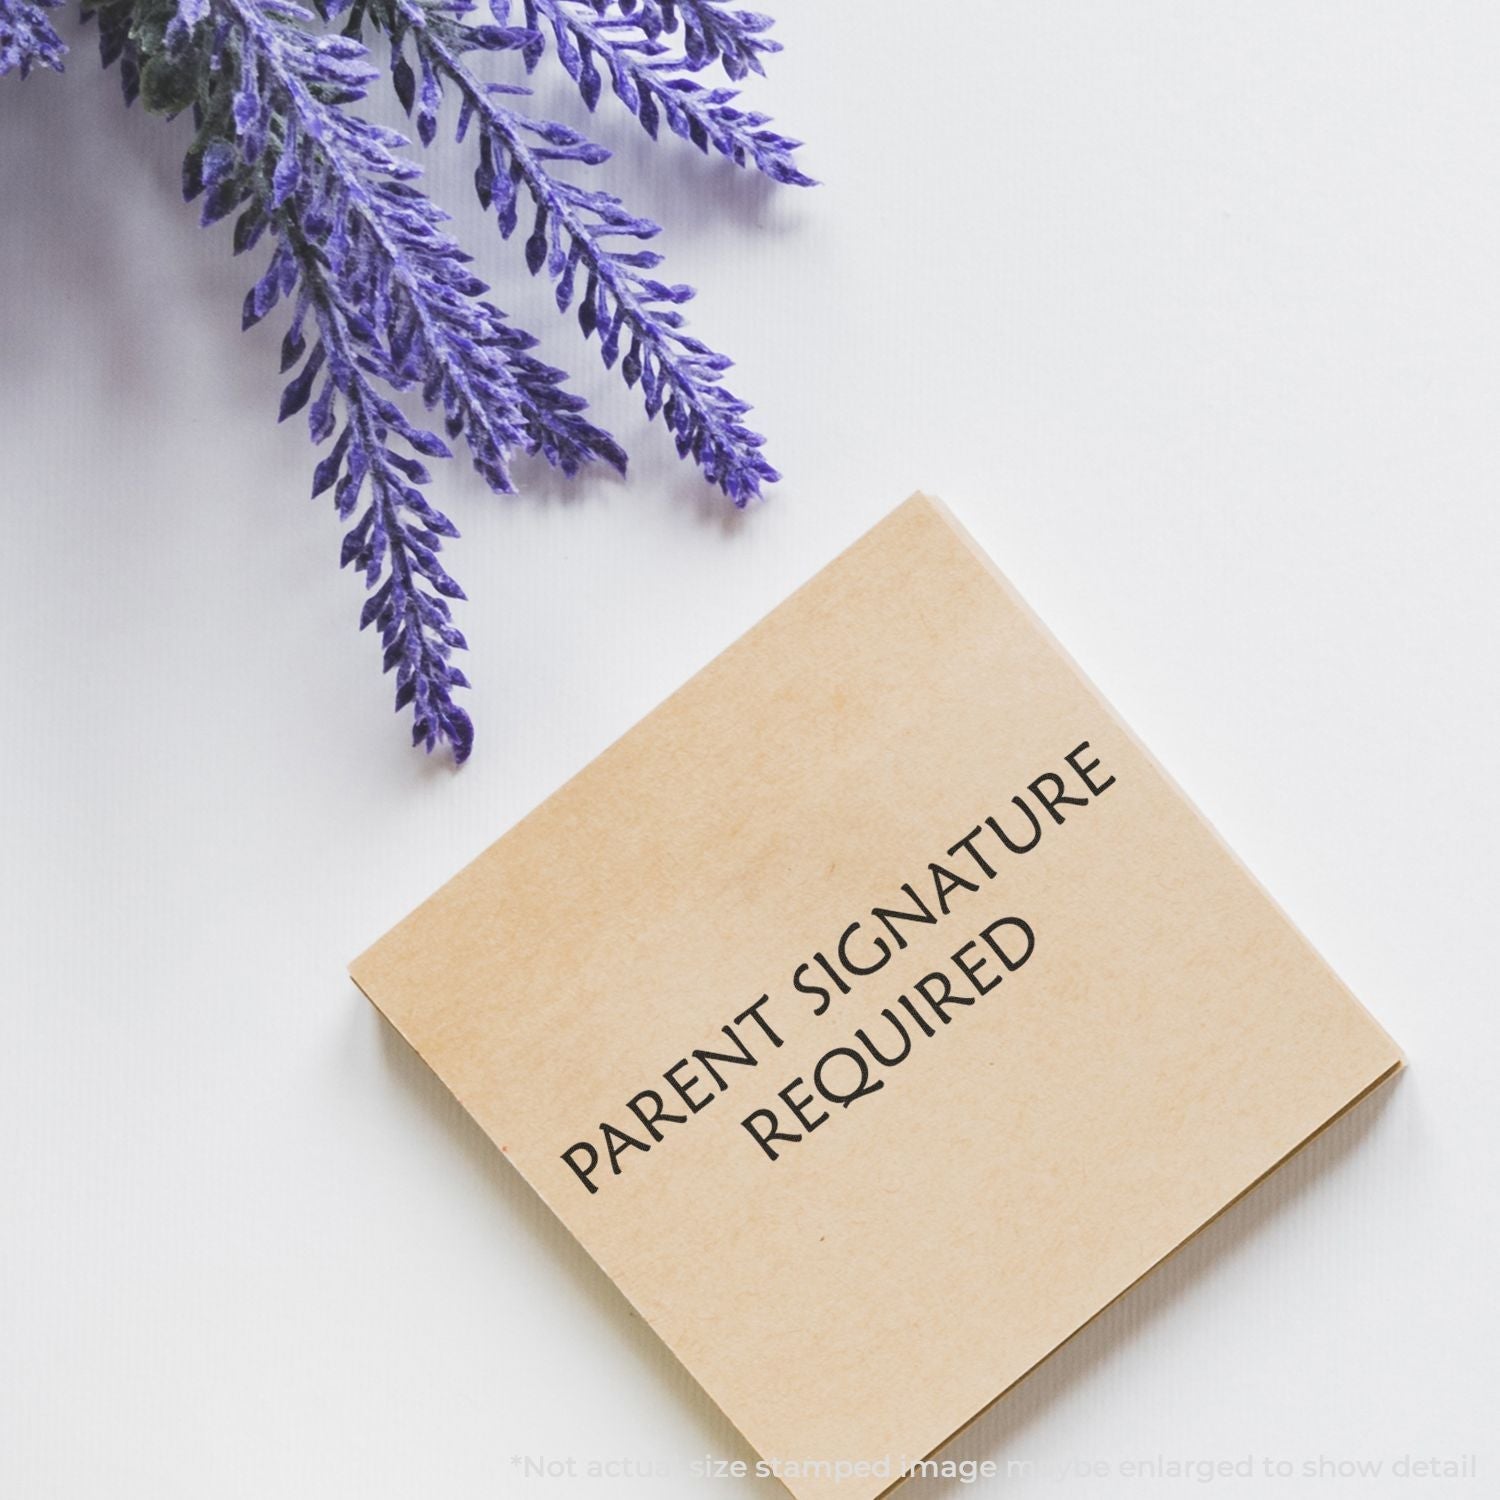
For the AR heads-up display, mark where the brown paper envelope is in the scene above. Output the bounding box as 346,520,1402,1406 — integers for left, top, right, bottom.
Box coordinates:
352,494,1402,1500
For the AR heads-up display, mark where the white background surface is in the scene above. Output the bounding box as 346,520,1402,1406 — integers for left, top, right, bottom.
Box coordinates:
2,4,1496,1497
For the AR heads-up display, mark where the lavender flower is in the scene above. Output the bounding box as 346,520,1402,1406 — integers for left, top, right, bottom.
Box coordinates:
519,1,811,182
1,0,67,77
357,0,799,501
16,0,808,760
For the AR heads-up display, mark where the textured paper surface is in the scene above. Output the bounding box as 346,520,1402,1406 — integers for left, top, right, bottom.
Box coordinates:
351,494,1402,1500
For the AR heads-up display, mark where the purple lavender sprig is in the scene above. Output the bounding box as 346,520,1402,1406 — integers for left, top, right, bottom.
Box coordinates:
0,0,67,77
22,0,807,760
82,0,634,759
358,0,791,501
200,0,502,758
520,1,810,183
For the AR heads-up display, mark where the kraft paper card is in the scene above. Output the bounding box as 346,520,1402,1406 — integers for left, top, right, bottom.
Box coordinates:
351,494,1402,1500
